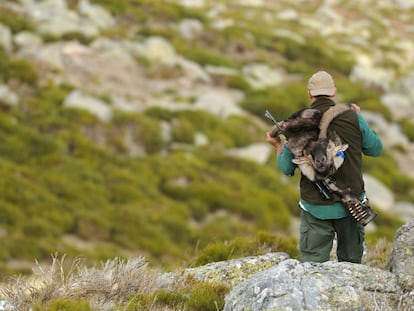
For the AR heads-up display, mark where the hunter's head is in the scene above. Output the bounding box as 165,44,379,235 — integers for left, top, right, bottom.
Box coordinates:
307,71,336,99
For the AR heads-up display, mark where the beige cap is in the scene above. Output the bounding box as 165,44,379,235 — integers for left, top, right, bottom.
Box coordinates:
307,71,336,96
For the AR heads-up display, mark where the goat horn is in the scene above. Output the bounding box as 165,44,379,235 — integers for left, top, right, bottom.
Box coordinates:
318,104,351,139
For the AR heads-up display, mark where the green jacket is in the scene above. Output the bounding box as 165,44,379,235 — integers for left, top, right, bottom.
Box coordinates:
277,97,383,219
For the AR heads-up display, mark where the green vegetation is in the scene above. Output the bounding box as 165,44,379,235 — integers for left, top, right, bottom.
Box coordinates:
0,48,38,86
0,5,34,34
130,281,229,311
0,82,298,276
0,240,399,310
90,0,206,22
35,299,92,311
0,0,409,290
0,256,230,311
400,118,414,142
0,1,412,310
363,151,414,202
241,82,309,120
191,231,299,267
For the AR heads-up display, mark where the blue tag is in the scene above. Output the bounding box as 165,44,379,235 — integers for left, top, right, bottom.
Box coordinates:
336,150,345,159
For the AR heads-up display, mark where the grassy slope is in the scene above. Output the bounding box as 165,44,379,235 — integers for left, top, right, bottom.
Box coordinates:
0,0,410,280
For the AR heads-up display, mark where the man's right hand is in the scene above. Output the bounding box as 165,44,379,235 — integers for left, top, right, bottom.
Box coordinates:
266,132,283,154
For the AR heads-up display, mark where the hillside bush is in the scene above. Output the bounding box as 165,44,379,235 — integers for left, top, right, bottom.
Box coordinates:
363,238,393,269
363,151,414,201
400,118,414,142
277,36,355,76
7,58,38,86
92,0,205,23
112,111,165,154
145,108,263,148
191,231,299,267
0,50,38,85
185,281,228,311
173,37,239,68
171,118,195,144
225,74,252,91
187,198,209,221
43,31,94,45
335,78,391,118
241,83,308,120
0,6,34,33
193,215,254,252
158,157,291,231
34,299,92,311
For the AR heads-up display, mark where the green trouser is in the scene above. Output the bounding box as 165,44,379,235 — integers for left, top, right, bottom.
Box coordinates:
299,209,365,263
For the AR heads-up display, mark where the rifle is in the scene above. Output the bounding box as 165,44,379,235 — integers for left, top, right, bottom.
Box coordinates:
264,110,283,137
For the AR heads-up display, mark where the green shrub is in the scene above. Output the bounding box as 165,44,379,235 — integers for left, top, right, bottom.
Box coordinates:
23,218,57,238
93,0,205,22
335,78,391,119
7,58,38,85
89,0,129,14
192,232,298,267
255,231,299,258
0,6,34,33
0,262,14,279
363,151,414,201
42,31,94,44
74,213,112,241
0,48,8,82
6,235,45,261
188,199,209,221
226,74,252,91
0,245,10,262
124,293,154,311
113,112,165,154
34,299,92,311
185,282,229,311
155,290,187,307
124,281,228,311
241,83,308,120
174,38,239,68
171,118,195,143
222,115,263,147
0,201,25,227
275,37,354,75
0,53,38,85
400,118,414,142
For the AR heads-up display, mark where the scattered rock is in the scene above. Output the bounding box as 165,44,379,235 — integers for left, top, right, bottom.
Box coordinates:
63,90,112,122
184,252,290,288
224,259,402,311
390,220,414,294
144,36,177,66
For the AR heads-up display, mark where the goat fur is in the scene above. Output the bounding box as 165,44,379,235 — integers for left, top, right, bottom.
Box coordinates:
274,104,352,181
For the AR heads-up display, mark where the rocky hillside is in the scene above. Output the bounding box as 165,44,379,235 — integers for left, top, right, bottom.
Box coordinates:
0,0,413,277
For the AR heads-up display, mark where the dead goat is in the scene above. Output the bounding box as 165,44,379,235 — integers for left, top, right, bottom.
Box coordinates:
274,104,351,181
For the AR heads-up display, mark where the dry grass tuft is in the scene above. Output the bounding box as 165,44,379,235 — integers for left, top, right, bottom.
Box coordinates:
363,238,394,269
0,253,163,311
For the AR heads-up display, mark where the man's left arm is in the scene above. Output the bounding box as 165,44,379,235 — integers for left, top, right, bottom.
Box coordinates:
357,114,383,157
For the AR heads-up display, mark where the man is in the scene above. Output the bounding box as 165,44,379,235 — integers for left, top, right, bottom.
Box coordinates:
266,70,382,263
